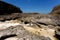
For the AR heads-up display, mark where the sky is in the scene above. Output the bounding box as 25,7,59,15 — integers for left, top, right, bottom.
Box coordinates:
2,0,60,14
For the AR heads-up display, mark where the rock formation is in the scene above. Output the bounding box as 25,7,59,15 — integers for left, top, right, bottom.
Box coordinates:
50,5,60,17
0,13,59,40
49,5,60,20
0,1,22,15
52,5,60,12
0,1,60,40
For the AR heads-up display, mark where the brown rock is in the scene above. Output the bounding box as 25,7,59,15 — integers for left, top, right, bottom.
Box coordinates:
52,5,60,12
50,5,60,19
50,5,60,14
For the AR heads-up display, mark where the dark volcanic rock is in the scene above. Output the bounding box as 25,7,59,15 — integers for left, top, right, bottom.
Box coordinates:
0,1,22,15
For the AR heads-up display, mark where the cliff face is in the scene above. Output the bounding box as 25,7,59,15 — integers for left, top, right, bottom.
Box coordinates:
0,1,22,15
50,5,60,17
49,5,60,21
52,5,60,12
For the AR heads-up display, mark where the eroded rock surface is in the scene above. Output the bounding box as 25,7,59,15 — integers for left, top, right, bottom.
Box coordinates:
0,13,60,40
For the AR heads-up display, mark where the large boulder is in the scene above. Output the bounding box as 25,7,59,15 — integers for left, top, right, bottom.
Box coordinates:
0,1,22,15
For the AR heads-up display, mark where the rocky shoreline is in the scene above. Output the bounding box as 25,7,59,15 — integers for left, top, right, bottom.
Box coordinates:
0,14,59,40
0,1,60,40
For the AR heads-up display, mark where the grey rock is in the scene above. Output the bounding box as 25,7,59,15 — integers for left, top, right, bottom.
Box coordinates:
0,25,52,40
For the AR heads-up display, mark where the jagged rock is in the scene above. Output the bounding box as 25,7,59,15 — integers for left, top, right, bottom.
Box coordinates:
19,14,60,26
0,25,52,40
0,13,60,40
0,1,22,15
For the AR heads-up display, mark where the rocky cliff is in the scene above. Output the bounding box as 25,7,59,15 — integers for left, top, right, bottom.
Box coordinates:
50,5,60,17
49,5,60,20
0,1,22,15
52,5,60,12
